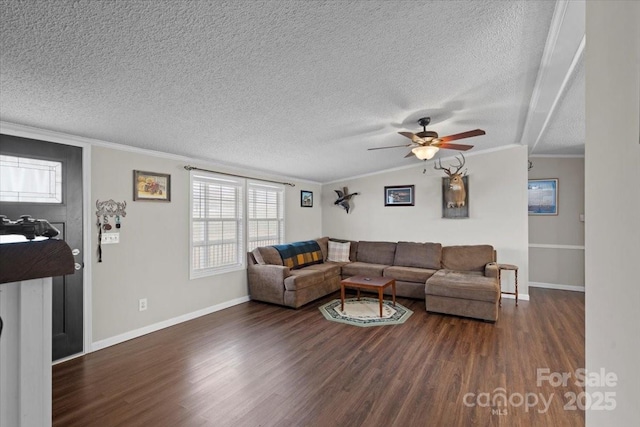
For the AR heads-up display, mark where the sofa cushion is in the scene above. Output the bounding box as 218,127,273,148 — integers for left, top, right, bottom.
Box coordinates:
303,262,342,280
383,266,437,283
273,240,323,269
283,269,325,291
356,241,397,265
341,262,389,277
330,239,358,261
328,241,351,262
254,246,283,266
441,245,495,272
426,270,499,302
394,242,442,269
315,237,329,261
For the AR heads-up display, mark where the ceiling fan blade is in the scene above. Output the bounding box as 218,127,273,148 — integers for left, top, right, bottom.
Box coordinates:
439,129,485,142
434,142,474,151
404,150,415,158
367,144,412,151
398,131,424,144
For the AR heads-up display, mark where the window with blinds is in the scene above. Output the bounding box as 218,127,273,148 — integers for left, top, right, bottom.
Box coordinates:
247,181,284,251
190,172,244,278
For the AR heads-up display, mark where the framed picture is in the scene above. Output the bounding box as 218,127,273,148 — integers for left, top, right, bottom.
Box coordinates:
384,185,414,206
133,170,171,202
301,190,313,207
528,178,558,215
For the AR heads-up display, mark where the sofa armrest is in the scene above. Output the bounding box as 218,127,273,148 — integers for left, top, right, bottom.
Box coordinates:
484,262,499,279
247,264,291,305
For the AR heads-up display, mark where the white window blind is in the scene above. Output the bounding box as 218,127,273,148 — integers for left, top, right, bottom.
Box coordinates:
247,181,284,251
190,171,244,278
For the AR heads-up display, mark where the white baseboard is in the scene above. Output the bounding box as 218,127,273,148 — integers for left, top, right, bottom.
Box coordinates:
528,282,585,292
501,293,530,301
91,296,250,352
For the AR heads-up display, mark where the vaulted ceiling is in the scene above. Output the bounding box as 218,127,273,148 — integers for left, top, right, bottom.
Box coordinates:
0,0,584,183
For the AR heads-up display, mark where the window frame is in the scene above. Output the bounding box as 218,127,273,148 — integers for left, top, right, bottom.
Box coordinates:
189,172,286,279
246,180,285,252
189,171,246,279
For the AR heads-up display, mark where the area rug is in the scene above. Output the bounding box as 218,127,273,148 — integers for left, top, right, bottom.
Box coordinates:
319,297,413,327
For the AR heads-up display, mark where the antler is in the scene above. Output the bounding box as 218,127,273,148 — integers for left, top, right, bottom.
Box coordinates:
451,153,466,175
433,159,452,176
434,153,466,176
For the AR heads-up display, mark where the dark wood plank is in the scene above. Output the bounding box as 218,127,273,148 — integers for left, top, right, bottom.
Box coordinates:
53,288,585,426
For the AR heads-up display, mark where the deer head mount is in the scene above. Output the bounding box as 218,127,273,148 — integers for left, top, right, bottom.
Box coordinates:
434,153,467,208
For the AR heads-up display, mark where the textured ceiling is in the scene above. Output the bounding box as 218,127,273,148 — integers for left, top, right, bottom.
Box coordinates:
1,0,579,183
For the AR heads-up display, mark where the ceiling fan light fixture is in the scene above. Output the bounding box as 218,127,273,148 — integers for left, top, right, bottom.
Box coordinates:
412,145,439,160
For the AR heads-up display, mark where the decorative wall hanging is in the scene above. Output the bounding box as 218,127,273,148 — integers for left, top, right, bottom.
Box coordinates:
435,154,469,219
528,179,558,215
441,176,469,219
133,170,171,201
301,190,313,207
95,199,126,262
384,185,415,206
334,187,359,214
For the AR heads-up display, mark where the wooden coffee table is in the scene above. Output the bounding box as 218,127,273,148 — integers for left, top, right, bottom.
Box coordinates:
340,276,396,317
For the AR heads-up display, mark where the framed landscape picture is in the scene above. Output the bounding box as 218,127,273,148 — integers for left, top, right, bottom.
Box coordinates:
384,185,414,206
133,170,171,202
528,178,558,215
301,190,313,207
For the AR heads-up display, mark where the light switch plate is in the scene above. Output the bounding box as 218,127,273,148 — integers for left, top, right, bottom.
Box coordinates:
101,232,120,244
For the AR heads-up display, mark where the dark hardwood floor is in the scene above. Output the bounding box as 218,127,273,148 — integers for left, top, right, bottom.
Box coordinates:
53,288,585,426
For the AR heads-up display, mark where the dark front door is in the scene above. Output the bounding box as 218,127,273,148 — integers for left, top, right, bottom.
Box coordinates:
0,134,84,360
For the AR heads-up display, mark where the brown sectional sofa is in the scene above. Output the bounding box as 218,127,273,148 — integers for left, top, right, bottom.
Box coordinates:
247,237,501,321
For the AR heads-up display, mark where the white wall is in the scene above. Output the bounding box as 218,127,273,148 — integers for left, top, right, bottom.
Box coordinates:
321,145,529,296
528,157,585,288
585,1,640,425
91,145,322,343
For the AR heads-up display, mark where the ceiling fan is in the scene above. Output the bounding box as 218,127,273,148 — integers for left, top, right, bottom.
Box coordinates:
368,117,485,160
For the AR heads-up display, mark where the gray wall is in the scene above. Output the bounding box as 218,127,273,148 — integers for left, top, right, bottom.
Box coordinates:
528,157,585,288
91,146,322,343
586,1,640,425
321,145,529,297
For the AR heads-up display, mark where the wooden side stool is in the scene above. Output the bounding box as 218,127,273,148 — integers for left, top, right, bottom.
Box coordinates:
497,263,518,306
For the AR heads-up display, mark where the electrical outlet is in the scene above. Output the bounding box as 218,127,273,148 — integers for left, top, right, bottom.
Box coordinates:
138,298,147,312
101,232,120,244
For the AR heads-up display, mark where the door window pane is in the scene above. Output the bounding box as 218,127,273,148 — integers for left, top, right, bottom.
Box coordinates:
0,155,63,203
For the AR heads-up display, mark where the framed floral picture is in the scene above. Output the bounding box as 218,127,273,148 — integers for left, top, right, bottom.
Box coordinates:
133,170,171,202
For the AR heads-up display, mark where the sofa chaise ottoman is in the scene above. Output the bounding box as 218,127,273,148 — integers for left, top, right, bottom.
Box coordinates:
424,245,500,321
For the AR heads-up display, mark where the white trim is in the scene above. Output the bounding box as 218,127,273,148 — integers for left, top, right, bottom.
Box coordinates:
0,121,321,186
529,34,585,153
529,154,585,158
91,296,250,352
323,144,522,185
529,282,585,292
529,243,585,250
501,293,530,302
82,144,93,354
520,0,585,151
520,0,570,146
